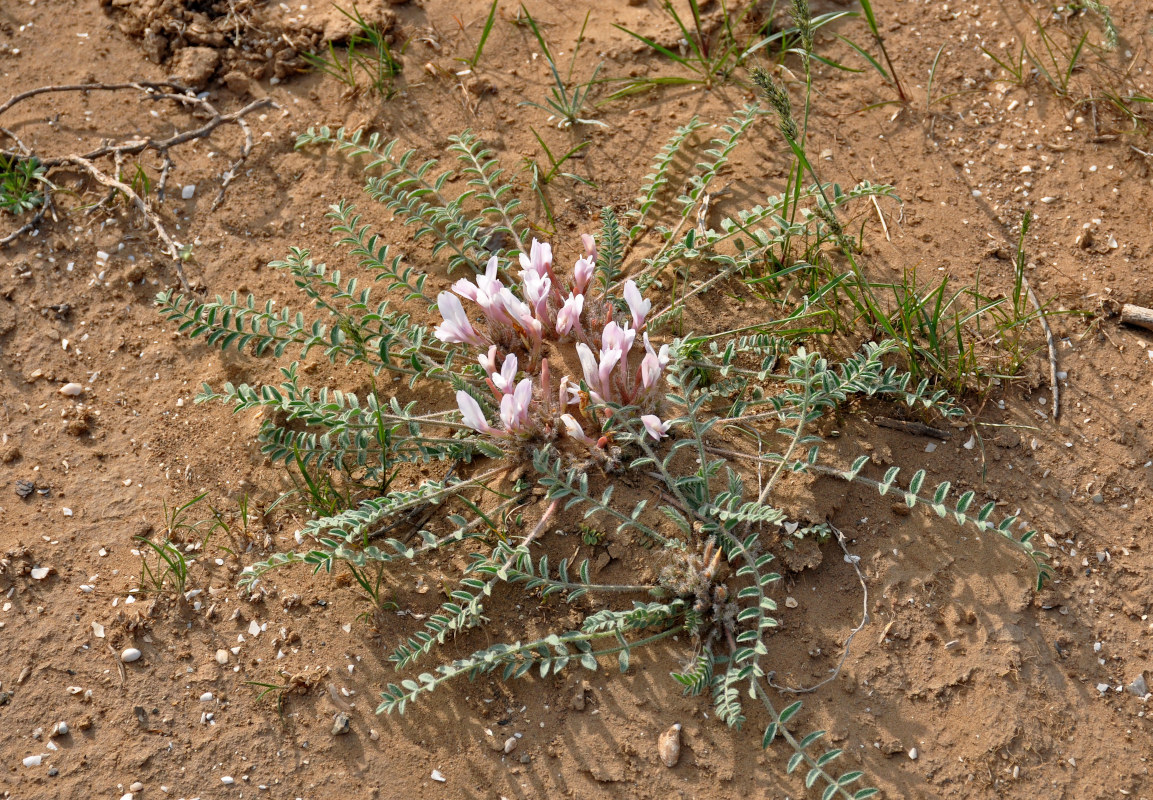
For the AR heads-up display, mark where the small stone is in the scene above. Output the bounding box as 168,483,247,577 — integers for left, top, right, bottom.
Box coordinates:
431,769,446,782
59,383,84,396
22,755,43,767
30,567,51,580
171,46,220,89
200,692,214,702
215,649,229,665
181,184,196,200
658,723,682,768
221,775,235,784
48,767,58,777
121,648,142,663
15,479,35,498
503,736,517,754
331,711,351,735
1091,493,1104,504
51,722,68,737
249,619,261,636
1096,682,1110,693
130,782,144,793
908,748,918,760
1127,673,1149,697
570,681,589,711
369,729,379,741
784,596,798,609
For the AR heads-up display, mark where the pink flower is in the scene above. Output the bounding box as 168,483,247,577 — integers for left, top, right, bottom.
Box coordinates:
639,333,670,390
601,320,635,359
641,414,670,440
456,390,499,435
491,353,518,394
434,292,487,347
520,238,553,278
499,378,534,434
556,292,584,336
573,255,594,295
575,342,603,399
623,280,651,330
560,413,597,446
522,268,551,320
478,344,499,376
455,256,511,325
499,288,543,348
597,347,621,396
580,233,597,261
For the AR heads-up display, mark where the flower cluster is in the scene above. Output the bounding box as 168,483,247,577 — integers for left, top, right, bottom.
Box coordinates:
434,236,671,451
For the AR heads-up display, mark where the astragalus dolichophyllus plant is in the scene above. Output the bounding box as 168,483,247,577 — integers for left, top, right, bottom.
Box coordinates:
156,122,1050,799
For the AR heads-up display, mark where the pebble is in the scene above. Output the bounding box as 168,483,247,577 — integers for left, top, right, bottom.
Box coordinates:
30,567,51,580
1097,682,1110,693
51,721,68,737
431,769,446,782
200,692,214,702
130,782,143,793
182,184,196,200
22,754,44,767
59,383,84,396
331,711,351,736
121,648,142,663
215,649,229,665
48,767,58,777
503,736,517,754
908,748,918,760
221,775,235,784
658,723,682,768
784,596,798,609
1127,674,1148,697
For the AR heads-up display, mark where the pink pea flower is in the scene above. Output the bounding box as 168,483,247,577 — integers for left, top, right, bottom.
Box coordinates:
573,255,594,295
456,390,499,435
597,346,621,396
640,333,670,390
580,233,597,261
522,268,552,320
560,413,597,446
520,238,553,278
641,414,670,440
477,345,500,378
434,292,487,347
556,292,584,336
601,320,635,359
575,343,604,400
623,280,651,330
491,353,518,394
499,378,534,434
499,288,543,348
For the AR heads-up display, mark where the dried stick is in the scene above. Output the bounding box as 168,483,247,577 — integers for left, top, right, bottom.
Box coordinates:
0,81,273,282
1121,303,1153,333
63,154,191,291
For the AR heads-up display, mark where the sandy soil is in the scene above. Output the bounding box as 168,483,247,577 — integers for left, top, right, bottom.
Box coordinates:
2,0,1153,798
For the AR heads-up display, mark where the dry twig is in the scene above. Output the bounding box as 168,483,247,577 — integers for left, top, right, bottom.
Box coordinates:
0,81,273,288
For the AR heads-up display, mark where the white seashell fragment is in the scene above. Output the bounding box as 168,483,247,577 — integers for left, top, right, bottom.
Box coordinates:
92,622,105,638
121,647,142,663
431,769,446,782
658,723,682,768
